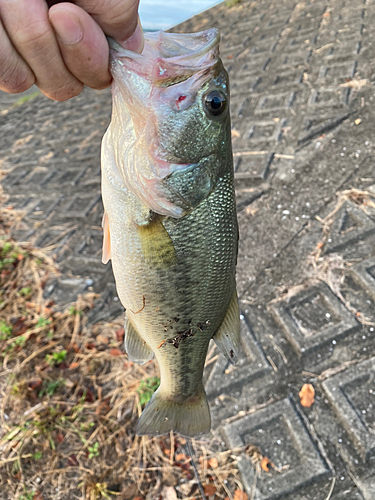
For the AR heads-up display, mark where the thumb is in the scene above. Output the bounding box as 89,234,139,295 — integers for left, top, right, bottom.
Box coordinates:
59,0,144,52
121,16,144,52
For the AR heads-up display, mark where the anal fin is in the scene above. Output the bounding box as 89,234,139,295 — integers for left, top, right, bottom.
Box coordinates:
124,316,154,365
213,290,241,365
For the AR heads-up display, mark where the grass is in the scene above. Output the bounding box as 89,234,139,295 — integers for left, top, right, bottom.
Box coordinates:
226,0,242,7
45,349,67,366
0,319,12,340
13,91,41,107
0,91,41,117
0,234,252,500
137,376,160,406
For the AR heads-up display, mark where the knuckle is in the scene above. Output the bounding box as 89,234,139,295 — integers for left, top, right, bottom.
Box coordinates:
0,58,34,94
46,81,83,101
15,20,51,52
97,0,138,31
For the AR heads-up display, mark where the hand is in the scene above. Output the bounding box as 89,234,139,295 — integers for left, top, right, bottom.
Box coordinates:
0,0,144,101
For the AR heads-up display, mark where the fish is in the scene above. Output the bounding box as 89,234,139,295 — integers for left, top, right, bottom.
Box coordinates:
101,28,240,437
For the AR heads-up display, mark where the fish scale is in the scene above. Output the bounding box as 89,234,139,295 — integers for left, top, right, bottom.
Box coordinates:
101,29,240,436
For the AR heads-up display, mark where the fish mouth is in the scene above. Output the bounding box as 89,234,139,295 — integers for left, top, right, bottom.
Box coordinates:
108,29,220,86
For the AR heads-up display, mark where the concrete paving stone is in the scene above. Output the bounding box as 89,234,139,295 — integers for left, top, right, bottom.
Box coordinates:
322,357,375,462
270,282,361,355
324,201,375,254
350,256,375,301
222,398,330,500
2,0,375,497
234,152,274,186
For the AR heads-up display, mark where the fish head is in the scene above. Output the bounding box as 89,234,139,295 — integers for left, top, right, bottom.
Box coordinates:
107,29,231,217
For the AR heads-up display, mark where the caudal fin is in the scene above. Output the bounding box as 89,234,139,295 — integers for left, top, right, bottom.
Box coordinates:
136,387,211,437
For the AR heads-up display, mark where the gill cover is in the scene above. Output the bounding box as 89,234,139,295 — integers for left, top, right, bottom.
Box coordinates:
104,29,224,218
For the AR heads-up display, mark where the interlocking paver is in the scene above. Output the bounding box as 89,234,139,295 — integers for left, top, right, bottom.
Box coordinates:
223,398,330,500
323,357,375,461
270,282,361,355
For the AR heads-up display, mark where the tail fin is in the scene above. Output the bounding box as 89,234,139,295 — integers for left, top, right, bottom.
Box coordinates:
136,387,211,437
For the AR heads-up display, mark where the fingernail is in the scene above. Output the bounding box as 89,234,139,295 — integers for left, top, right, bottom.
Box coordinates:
121,20,144,53
51,11,83,45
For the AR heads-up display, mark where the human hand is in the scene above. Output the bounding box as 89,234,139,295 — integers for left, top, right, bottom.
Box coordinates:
0,0,143,101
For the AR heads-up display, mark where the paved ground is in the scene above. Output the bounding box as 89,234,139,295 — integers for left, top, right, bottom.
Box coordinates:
2,0,375,498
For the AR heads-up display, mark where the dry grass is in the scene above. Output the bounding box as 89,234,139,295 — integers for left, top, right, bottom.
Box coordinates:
0,228,247,500
313,188,375,258
309,188,375,319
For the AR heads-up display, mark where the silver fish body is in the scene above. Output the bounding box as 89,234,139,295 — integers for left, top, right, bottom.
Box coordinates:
101,29,240,437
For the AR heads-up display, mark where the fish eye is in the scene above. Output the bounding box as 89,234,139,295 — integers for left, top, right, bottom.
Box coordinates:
204,90,226,116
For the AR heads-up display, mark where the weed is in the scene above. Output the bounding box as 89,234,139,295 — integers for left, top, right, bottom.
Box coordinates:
12,459,20,475
36,316,51,328
68,305,83,316
0,254,16,271
0,320,12,340
0,241,25,271
88,442,100,459
14,91,40,106
1,241,13,255
80,422,95,432
81,481,115,500
137,376,160,406
45,349,67,365
226,0,242,6
8,335,26,351
18,287,32,297
18,490,35,500
39,379,65,397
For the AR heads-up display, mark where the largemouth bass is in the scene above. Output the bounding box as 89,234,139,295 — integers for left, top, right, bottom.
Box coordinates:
101,29,239,437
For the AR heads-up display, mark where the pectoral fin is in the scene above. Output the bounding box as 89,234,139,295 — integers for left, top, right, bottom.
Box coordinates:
213,291,241,365
102,212,111,264
124,316,154,365
137,213,177,268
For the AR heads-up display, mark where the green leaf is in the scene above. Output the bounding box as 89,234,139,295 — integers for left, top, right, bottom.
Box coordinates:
137,376,160,406
88,441,100,459
45,350,67,366
0,320,12,340
36,316,51,328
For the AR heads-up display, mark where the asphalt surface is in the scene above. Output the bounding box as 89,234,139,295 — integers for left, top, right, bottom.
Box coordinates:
2,0,375,498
